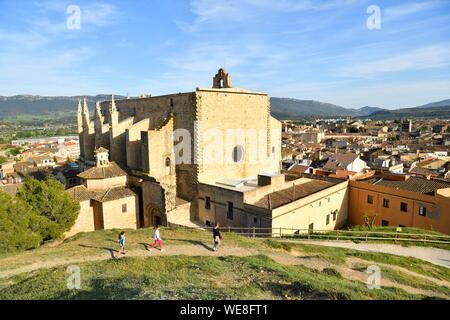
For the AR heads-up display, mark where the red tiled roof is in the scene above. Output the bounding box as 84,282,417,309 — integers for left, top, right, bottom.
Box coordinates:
288,165,311,174
67,185,136,202
252,179,336,209
78,162,126,180
323,153,359,172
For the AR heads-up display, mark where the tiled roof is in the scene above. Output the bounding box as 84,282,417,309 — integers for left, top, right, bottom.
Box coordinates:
366,176,450,195
323,153,359,171
67,185,136,202
288,165,311,174
252,179,336,209
409,167,439,178
78,162,127,180
95,147,109,153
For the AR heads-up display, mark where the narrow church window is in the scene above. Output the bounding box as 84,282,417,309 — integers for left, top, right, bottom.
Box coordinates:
227,202,234,220
205,196,211,210
122,204,127,213
165,157,171,167
170,98,174,108
272,146,275,154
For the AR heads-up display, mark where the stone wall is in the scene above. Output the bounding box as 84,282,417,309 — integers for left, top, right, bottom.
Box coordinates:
196,88,281,184
65,200,94,237
85,176,127,190
101,195,139,230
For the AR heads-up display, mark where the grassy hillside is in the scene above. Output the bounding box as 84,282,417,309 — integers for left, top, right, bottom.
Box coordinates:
0,227,449,300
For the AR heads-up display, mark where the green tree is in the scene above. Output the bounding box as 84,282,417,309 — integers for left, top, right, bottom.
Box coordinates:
0,193,42,253
0,156,7,165
7,147,22,157
16,177,79,240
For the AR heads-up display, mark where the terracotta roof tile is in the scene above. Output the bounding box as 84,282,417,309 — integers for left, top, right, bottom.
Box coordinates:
365,176,450,195
252,179,336,209
78,162,127,180
67,185,136,202
323,152,359,172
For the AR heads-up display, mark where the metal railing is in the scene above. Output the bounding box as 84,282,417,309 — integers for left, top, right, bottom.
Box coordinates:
168,223,450,245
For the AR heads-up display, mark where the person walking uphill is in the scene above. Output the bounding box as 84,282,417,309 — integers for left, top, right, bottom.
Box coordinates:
149,225,163,252
212,224,222,251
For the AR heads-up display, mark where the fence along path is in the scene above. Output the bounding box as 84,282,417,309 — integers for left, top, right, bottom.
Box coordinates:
170,224,450,245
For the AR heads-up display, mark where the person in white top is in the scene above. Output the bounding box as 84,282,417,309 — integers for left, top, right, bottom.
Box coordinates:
148,225,163,251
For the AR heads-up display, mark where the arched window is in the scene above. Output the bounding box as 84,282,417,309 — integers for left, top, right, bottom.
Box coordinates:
232,145,244,163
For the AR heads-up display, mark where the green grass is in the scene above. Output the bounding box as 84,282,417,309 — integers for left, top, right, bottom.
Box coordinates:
263,239,294,252
281,226,450,250
0,227,263,272
0,228,449,300
0,254,424,300
272,241,450,282
350,226,447,236
351,261,450,297
346,250,450,281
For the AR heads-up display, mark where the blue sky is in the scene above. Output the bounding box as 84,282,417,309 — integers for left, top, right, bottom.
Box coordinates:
0,0,449,109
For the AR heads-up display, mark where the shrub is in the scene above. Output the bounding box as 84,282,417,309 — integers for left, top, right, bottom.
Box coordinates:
16,177,79,240
0,193,42,253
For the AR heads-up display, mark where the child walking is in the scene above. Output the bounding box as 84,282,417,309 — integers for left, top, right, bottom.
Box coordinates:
149,225,163,251
115,231,126,258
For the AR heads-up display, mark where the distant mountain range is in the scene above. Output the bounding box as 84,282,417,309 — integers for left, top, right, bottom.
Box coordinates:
362,105,450,120
0,95,126,116
0,94,449,120
270,97,450,119
270,98,383,118
418,99,450,108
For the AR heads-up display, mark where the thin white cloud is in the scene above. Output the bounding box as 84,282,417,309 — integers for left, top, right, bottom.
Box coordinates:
82,3,118,27
384,1,439,20
0,1,120,95
33,1,119,30
335,45,450,77
177,0,357,32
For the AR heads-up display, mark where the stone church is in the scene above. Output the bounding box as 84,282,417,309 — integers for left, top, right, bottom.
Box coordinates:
73,69,282,231
70,68,353,236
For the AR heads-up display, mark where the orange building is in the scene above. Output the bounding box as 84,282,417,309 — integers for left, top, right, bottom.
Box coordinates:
349,174,450,235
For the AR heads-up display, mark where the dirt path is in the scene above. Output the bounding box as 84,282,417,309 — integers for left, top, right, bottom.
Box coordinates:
1,241,449,299
0,244,258,279
286,240,450,268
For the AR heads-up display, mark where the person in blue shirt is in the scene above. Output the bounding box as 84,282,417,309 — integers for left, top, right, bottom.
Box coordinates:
115,231,126,258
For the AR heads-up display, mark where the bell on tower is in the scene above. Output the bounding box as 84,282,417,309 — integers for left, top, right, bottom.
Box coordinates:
213,68,232,89
95,147,110,167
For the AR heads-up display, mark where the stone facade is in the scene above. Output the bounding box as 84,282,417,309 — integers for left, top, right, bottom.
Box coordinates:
66,148,139,237
348,176,450,234
198,174,349,233
77,69,282,229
